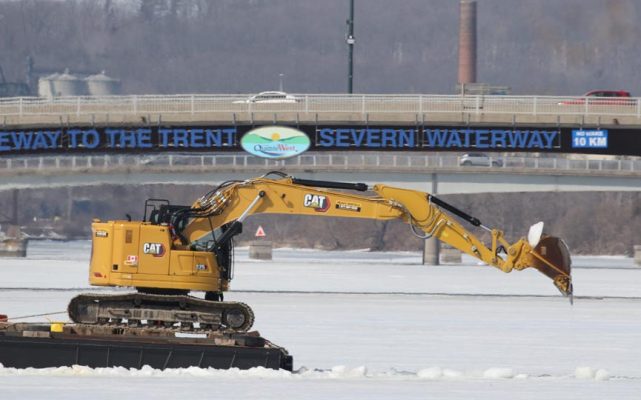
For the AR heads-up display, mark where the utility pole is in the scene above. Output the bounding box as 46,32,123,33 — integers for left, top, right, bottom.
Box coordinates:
346,0,355,94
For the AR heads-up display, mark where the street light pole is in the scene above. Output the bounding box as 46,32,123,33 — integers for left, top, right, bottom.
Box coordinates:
346,0,355,94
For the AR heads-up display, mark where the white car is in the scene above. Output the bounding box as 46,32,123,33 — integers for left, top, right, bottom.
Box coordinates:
234,91,299,104
459,153,503,167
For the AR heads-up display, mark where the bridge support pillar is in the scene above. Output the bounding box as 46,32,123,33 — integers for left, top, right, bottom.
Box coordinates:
249,241,273,260
441,246,462,263
422,237,440,265
634,245,641,266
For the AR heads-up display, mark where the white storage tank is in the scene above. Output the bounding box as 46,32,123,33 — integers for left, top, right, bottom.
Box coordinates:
51,69,87,96
37,73,58,98
86,71,120,96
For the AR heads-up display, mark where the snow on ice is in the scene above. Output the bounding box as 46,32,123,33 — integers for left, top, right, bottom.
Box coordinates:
0,241,639,399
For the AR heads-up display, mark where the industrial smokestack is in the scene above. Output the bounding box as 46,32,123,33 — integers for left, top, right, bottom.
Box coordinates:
458,0,477,85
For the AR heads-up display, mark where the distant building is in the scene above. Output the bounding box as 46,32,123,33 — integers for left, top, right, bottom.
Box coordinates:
38,69,121,98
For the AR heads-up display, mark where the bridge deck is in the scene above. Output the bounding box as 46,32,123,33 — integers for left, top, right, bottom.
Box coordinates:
2,152,640,194
2,94,641,128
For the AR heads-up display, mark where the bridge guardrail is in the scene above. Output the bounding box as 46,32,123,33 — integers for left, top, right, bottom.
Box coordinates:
1,94,641,119
1,152,640,175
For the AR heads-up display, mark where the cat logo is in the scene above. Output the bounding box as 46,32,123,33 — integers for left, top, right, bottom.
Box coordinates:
143,243,165,257
303,194,330,212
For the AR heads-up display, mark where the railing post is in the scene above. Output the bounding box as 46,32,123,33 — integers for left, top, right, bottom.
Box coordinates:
533,96,537,116
419,94,423,115
305,95,309,113
133,95,138,114
76,97,81,117
475,95,480,115
18,97,23,117
191,95,195,115
361,95,366,116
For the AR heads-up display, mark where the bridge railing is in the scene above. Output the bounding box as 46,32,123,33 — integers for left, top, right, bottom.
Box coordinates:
1,94,641,118
1,152,640,175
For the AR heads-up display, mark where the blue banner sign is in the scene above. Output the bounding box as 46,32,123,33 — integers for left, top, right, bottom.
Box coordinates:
0,124,634,156
571,129,608,149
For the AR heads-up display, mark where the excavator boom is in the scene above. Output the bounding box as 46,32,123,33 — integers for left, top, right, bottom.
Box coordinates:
181,172,572,297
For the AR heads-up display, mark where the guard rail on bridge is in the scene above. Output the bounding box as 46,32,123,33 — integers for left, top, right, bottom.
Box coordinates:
2,152,640,177
1,94,641,126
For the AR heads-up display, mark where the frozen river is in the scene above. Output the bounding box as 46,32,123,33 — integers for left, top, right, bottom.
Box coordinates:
1,241,640,399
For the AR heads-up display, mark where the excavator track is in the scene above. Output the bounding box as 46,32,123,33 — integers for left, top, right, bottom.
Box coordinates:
67,293,254,332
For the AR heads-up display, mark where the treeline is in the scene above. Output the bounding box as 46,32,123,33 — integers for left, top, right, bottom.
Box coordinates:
4,185,641,255
0,0,640,95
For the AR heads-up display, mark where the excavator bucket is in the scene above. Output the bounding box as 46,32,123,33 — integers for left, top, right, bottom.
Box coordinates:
527,236,573,298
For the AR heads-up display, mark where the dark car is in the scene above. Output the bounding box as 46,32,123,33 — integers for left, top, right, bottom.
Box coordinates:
559,90,635,106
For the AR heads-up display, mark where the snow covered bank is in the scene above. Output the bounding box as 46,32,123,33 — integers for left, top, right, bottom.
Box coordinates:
0,364,617,382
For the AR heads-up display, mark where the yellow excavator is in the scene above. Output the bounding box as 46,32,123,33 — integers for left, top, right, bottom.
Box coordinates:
69,172,573,332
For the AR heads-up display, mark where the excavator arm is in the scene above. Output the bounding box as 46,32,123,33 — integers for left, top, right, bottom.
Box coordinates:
177,172,573,298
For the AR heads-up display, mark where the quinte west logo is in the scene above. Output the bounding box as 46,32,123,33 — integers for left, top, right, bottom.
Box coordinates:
240,126,311,159
304,194,330,212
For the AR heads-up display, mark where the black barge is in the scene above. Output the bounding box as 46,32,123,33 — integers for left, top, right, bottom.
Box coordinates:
0,322,292,371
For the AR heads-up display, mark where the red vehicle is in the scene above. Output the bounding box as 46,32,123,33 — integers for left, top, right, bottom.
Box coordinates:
559,90,635,106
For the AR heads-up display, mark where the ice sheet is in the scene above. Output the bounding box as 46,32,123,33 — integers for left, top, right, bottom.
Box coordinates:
1,241,640,399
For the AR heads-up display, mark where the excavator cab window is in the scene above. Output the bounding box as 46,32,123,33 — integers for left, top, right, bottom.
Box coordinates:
143,199,190,226
144,199,170,223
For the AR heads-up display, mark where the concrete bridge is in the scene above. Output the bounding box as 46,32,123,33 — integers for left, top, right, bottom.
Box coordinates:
2,151,640,194
1,94,640,194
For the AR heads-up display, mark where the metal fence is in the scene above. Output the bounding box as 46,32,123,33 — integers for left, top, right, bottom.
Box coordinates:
1,152,639,175
1,94,641,119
